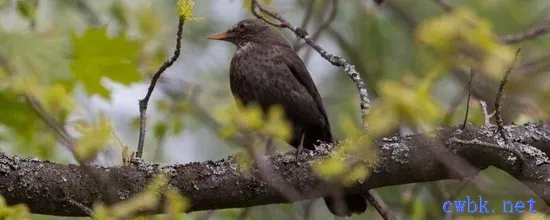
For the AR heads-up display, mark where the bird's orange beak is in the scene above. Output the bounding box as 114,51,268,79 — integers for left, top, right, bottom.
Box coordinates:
206,31,230,41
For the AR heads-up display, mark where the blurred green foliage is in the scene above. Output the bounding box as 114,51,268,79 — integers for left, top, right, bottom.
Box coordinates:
0,195,30,220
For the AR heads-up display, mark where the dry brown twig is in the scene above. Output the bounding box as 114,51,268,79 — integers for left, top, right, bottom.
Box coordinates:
67,198,95,216
500,20,550,44
300,0,340,64
447,48,524,173
494,48,523,159
432,0,454,12
294,0,339,53
136,18,185,159
461,70,474,129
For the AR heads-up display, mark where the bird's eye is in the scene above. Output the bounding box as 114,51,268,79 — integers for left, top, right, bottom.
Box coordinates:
238,22,247,29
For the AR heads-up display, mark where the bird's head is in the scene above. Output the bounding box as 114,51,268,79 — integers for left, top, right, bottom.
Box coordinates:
206,19,288,48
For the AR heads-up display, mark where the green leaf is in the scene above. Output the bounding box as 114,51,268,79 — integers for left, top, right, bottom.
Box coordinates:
172,120,184,134
0,90,39,139
74,116,114,162
154,122,167,140
177,0,202,21
71,28,142,98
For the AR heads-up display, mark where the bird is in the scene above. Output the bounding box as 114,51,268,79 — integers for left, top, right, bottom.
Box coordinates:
206,19,367,217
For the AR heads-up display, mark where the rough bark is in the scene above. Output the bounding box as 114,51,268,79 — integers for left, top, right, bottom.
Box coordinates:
1,123,549,216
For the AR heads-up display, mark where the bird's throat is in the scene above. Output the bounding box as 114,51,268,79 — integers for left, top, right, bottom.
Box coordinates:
236,42,256,55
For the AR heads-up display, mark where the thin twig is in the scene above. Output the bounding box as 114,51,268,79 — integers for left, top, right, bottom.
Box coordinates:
449,137,523,160
516,53,550,76
300,0,340,64
432,0,454,12
25,96,73,148
67,198,95,216
494,48,521,146
518,53,550,71
251,0,371,131
461,70,474,129
265,137,275,156
136,18,185,159
431,0,550,44
500,20,550,44
365,190,394,220
292,0,315,50
294,0,339,53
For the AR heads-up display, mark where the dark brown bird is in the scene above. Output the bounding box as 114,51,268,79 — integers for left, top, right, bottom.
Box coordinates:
206,19,367,217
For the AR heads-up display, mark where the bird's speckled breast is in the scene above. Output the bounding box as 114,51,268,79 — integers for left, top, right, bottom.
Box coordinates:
229,43,307,110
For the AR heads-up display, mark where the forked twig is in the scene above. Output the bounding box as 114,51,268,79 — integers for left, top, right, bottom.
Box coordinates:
494,48,521,146
479,101,493,127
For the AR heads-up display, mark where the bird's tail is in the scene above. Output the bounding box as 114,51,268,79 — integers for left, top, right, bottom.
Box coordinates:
302,127,367,216
302,125,333,150
323,193,368,217
298,123,367,216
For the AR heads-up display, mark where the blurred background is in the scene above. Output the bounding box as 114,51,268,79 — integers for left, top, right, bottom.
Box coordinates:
0,0,549,219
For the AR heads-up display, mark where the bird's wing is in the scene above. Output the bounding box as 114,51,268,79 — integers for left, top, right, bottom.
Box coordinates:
280,50,333,138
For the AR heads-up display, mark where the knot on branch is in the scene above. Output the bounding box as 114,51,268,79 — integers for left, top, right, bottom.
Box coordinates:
294,28,309,39
138,99,147,110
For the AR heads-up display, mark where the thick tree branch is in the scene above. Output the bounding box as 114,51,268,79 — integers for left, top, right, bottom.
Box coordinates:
1,123,550,216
